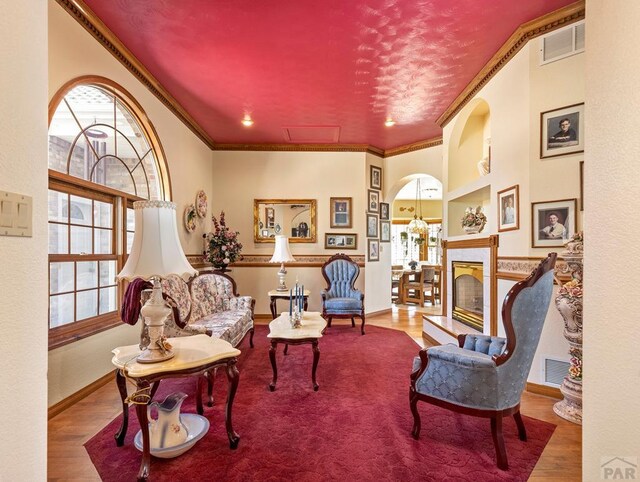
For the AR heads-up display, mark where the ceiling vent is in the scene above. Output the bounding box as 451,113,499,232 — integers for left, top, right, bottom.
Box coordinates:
539,20,585,65
282,126,341,143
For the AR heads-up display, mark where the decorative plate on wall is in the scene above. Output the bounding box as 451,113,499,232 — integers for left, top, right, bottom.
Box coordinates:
184,204,197,232
195,190,208,217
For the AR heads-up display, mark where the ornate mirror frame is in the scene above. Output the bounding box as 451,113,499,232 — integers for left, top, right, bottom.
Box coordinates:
253,199,317,243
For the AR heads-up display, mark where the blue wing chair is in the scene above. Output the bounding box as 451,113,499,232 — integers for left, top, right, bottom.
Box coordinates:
321,253,365,334
409,253,557,470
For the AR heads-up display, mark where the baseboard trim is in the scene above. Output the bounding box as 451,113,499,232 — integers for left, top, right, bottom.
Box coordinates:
48,370,115,419
421,330,441,347
254,314,273,322
526,382,562,399
366,308,391,317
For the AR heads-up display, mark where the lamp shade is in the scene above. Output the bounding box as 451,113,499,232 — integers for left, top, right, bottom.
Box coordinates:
269,235,295,263
117,200,198,282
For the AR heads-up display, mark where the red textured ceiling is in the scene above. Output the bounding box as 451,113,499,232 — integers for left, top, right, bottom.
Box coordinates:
83,0,574,150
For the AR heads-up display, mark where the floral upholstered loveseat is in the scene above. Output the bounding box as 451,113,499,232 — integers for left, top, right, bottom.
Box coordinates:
156,271,255,348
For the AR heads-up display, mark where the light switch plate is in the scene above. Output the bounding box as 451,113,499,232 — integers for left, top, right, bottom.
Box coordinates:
0,191,32,237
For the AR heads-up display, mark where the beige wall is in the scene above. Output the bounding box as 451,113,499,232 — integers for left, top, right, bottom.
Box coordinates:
0,0,48,478
210,150,366,315
392,199,442,221
442,38,584,385
583,2,640,478
47,1,214,406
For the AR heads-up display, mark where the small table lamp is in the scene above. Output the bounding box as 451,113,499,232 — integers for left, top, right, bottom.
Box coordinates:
270,235,295,291
117,200,197,363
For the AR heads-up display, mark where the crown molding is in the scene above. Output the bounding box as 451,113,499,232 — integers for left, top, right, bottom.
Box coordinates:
436,0,585,128
56,0,583,157
383,137,443,158
55,0,216,150
213,143,385,157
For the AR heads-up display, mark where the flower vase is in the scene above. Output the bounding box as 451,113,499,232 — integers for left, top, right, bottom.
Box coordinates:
463,225,483,234
214,264,229,272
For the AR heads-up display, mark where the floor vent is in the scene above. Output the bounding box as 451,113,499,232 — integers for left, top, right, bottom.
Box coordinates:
544,357,570,386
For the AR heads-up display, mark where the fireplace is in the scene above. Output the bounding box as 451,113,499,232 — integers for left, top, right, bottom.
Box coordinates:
452,261,484,331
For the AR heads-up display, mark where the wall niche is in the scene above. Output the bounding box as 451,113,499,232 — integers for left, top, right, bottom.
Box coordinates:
448,99,491,192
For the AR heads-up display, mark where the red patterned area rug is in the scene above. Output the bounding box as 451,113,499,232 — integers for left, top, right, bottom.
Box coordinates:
85,325,555,481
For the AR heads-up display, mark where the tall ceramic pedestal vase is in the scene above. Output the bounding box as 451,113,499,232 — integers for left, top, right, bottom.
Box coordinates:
553,235,583,425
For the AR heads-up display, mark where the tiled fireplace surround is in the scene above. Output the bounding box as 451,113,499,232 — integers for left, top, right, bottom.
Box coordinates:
423,236,498,345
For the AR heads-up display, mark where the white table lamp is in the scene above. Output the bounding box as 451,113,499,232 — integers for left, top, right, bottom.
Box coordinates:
117,200,198,363
269,235,296,291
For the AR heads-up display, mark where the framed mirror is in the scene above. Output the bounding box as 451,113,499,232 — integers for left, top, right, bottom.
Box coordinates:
254,199,317,243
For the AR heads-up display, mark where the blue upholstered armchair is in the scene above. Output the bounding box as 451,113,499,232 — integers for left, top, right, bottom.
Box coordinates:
321,253,365,334
410,253,557,470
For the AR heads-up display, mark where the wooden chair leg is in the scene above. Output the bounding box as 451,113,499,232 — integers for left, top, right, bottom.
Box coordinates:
513,411,527,441
490,415,508,470
360,314,365,335
410,391,421,439
327,316,332,327
350,317,355,327
249,327,254,348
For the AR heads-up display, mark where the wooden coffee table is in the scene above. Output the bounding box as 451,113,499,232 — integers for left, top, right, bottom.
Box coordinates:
267,311,327,391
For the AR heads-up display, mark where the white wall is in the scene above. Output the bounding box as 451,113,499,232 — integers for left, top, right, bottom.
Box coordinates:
48,1,214,405
0,0,48,479
209,150,366,315
365,153,389,313
583,2,640,479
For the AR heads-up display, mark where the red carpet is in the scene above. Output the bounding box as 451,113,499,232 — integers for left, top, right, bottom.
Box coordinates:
85,325,555,481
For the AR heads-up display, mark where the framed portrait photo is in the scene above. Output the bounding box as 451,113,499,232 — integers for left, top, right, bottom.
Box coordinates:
531,198,577,248
368,239,380,262
380,202,390,220
540,103,585,159
579,161,584,211
497,184,519,232
367,189,380,214
330,197,352,228
366,213,379,238
380,220,391,242
325,233,357,250
370,165,382,190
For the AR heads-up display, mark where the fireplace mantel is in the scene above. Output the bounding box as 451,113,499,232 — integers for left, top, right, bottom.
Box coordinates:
441,235,499,336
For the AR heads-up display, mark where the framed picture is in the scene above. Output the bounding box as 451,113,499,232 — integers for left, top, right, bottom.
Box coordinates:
540,103,585,158
330,197,352,228
324,233,357,249
380,220,391,242
265,206,275,228
531,198,577,248
367,189,380,214
579,161,584,211
380,202,390,220
368,239,380,262
370,165,382,190
366,213,379,238
497,184,519,232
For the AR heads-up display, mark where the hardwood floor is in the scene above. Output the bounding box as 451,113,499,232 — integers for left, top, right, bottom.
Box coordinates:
47,306,581,481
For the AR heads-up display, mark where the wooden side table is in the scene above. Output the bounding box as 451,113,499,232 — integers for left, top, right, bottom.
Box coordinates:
268,289,310,319
111,335,241,481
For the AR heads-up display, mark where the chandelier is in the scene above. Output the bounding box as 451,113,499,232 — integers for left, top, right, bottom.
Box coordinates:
407,178,429,236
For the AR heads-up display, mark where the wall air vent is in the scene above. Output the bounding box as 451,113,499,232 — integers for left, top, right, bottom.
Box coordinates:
543,357,570,386
540,20,585,65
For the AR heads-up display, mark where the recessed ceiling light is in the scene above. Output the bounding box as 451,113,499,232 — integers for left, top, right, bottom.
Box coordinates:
241,116,254,127
384,119,395,127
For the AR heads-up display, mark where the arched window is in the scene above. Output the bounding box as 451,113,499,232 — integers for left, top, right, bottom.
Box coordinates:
47,77,171,348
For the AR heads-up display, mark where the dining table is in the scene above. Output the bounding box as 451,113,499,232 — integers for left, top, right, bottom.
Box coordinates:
394,265,442,305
